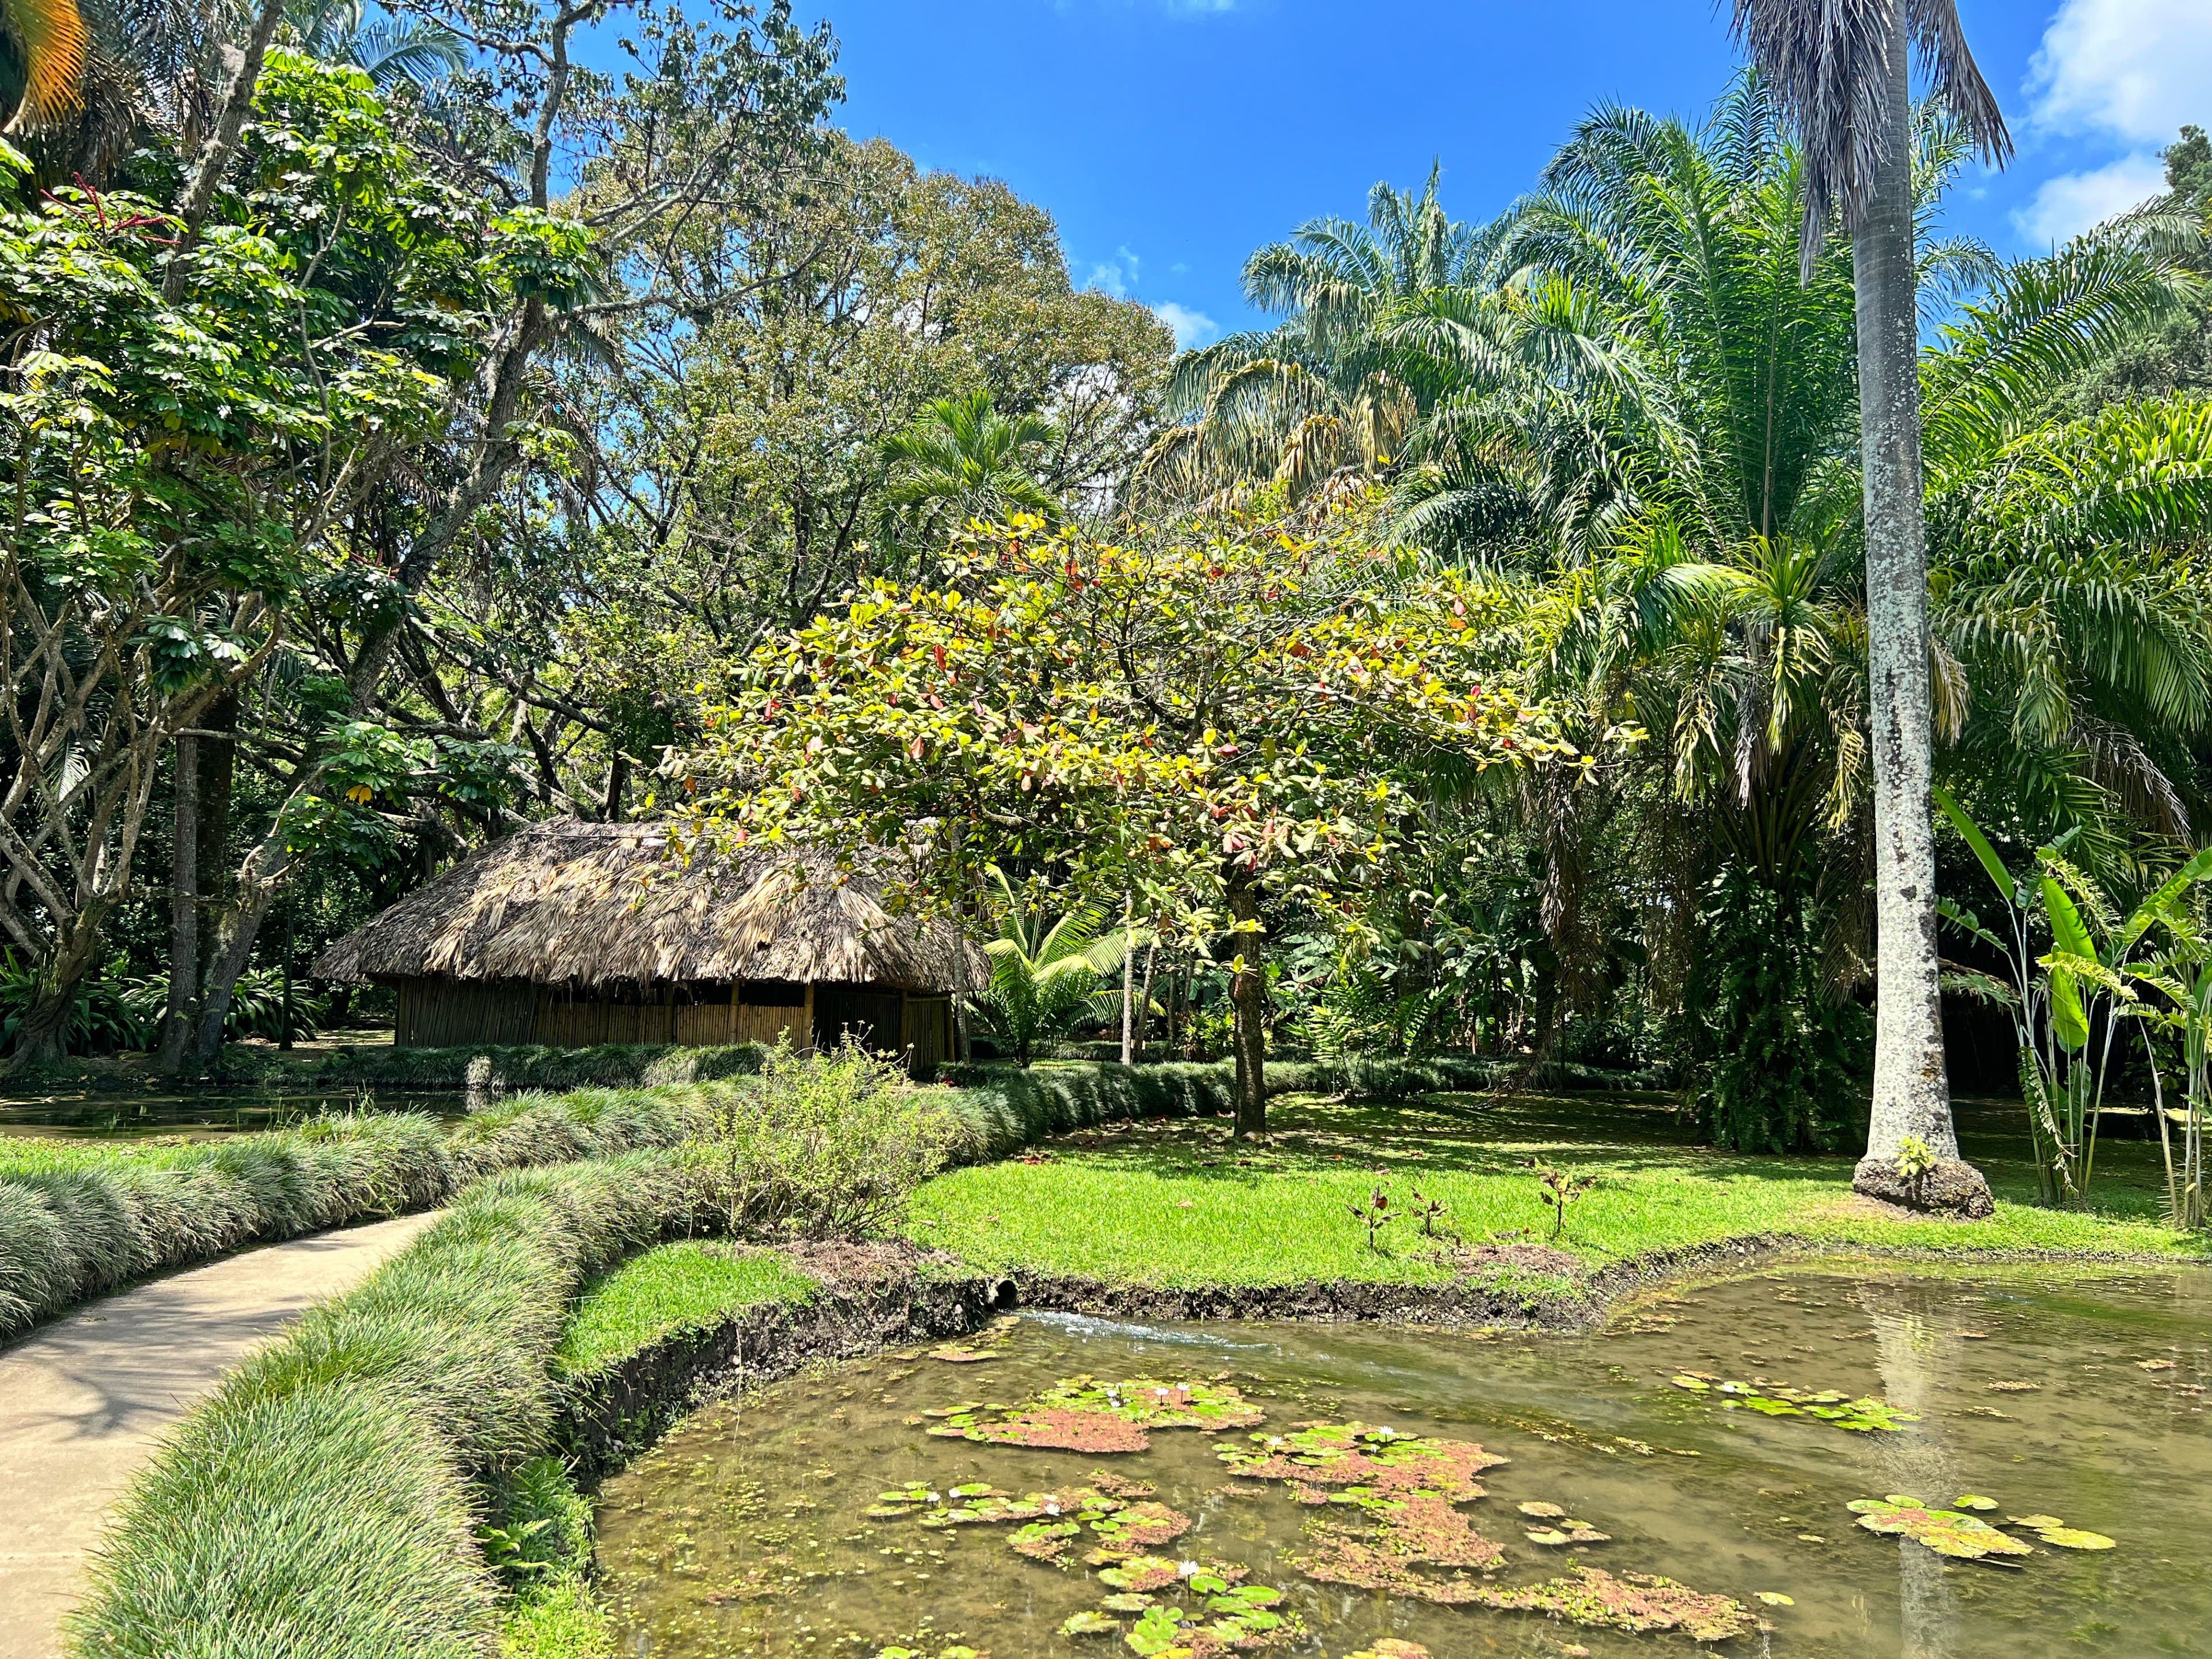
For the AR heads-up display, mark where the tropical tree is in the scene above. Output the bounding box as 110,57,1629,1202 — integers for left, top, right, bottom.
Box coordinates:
1728,0,2012,1205
675,506,1611,1136
881,389,1062,558
294,1,465,90
974,866,1127,1066
1137,167,1500,508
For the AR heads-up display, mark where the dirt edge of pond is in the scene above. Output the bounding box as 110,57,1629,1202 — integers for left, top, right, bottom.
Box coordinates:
557,1248,1005,1483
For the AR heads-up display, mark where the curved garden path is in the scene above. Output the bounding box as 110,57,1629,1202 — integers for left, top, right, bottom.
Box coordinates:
0,1211,440,1659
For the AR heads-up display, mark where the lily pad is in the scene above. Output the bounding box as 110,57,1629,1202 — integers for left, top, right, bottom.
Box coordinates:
1099,1556,1199,1594
1953,1495,1998,1511
1340,1646,1430,1659
929,1346,1001,1363
1085,1501,1194,1558
1215,1422,1507,1502
2034,1527,2116,1551
1525,1522,1609,1546
1847,1498,2034,1560
1517,1501,1566,1518
1059,1612,1118,1637
1125,1606,1192,1657
1670,1375,1918,1431
1471,1566,1758,1642
1100,1593,1156,1613
928,1376,1263,1453
2007,1514,2115,1550
1756,1591,1794,1607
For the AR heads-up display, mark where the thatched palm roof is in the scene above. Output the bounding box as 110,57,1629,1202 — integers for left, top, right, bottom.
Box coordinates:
310,820,980,992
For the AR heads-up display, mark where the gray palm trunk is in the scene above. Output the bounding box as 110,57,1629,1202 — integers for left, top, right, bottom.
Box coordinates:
1852,2,1959,1173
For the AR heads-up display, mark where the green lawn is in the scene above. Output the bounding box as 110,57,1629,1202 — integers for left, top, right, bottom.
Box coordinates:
908,1090,2207,1290
554,1241,817,1376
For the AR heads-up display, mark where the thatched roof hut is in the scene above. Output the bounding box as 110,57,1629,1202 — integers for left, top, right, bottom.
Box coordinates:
312,820,978,1060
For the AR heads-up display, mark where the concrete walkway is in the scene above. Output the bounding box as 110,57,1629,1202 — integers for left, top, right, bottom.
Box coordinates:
0,1212,440,1659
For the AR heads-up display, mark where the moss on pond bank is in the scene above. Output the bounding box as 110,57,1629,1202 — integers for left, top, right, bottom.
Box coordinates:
908,1092,2209,1304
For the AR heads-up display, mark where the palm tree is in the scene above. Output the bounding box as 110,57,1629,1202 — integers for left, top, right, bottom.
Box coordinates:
1136,166,1503,509
295,0,465,91
1503,84,2199,1153
0,0,88,132
880,389,1060,567
973,867,1128,1066
1729,0,2011,1209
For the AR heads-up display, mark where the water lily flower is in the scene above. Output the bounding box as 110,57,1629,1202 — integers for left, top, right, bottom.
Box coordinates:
1177,1560,1200,1577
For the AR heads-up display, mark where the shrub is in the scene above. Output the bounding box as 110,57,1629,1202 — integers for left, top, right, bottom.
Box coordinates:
65,1155,702,1658
1686,868,1869,1154
683,1041,957,1238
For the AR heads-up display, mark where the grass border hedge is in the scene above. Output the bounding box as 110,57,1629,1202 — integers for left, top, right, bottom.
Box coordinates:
65,1153,707,1658
0,1085,729,1341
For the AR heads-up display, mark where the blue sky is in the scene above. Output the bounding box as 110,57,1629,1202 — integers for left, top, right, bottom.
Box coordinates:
790,0,2212,347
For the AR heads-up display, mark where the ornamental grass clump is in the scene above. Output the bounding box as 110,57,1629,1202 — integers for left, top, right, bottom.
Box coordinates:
65,1153,703,1658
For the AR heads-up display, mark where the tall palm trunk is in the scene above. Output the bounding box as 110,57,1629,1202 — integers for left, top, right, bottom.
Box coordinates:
1849,1,1980,1208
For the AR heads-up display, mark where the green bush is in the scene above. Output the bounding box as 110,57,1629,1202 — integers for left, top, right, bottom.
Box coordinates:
684,1042,957,1238
0,1086,719,1339
1687,868,1870,1154
65,1155,701,1659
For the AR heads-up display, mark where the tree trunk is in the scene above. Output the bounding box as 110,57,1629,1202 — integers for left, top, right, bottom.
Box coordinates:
195,695,237,983
1120,896,1135,1065
1134,939,1157,1063
190,875,277,1066
1226,874,1268,1138
1851,1,1982,1210
156,733,199,1072
6,912,108,1071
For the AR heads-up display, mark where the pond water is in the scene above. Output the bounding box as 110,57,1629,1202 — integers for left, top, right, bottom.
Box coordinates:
0,1089,462,1141
593,1264,2211,1658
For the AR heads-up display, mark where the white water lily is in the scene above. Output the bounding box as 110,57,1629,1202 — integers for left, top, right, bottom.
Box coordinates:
1176,1560,1200,1577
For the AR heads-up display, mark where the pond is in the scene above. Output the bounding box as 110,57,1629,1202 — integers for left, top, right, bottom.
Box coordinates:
593,1264,2210,1658
0,1088,463,1141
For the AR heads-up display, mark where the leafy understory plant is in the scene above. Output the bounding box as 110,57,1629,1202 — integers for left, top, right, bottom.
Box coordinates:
1347,1184,1395,1251
1935,788,2211,1209
1894,1134,1936,1193
974,866,1130,1067
1535,1165,1594,1240
1407,1186,1451,1239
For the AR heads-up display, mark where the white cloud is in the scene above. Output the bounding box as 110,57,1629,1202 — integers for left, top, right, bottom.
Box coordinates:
2013,151,2171,243
1153,302,1218,349
2028,0,2212,144
1086,245,1143,300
